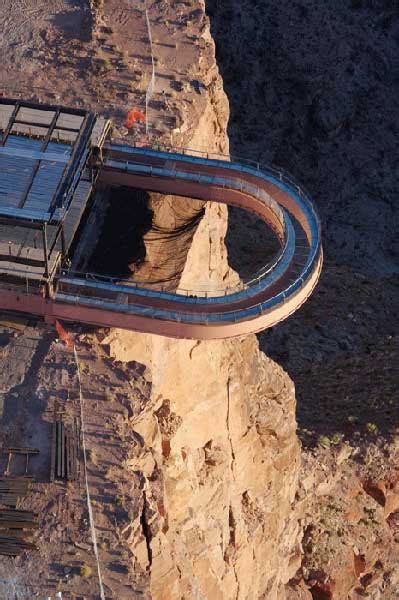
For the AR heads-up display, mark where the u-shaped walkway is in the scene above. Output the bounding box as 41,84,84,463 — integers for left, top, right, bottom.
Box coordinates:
51,144,323,339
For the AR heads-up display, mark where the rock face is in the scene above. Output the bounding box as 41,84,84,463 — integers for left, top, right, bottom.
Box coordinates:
102,3,302,598
105,333,301,599
0,0,304,594
129,73,236,293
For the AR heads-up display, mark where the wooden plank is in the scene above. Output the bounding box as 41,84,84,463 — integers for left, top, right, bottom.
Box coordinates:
0,261,44,277
62,179,92,250
71,429,75,481
0,477,31,488
0,495,17,508
0,530,26,539
0,250,61,281
91,117,112,148
0,508,34,516
1,103,20,146
0,522,37,530
71,425,77,481
71,428,75,481
0,484,29,491
72,425,77,481
3,448,39,455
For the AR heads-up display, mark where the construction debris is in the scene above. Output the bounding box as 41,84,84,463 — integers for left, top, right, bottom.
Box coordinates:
0,467,37,556
0,316,28,332
51,418,80,481
0,476,32,508
0,533,36,556
3,447,39,476
0,509,38,556
0,509,38,530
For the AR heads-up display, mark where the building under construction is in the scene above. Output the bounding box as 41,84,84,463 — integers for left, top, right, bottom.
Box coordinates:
0,97,322,340
0,98,110,294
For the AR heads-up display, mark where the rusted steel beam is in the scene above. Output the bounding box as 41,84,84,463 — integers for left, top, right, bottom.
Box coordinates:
61,422,65,480
3,448,39,455
56,421,61,479
50,422,56,482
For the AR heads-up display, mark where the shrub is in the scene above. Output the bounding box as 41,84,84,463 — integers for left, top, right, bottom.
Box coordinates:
80,564,93,578
366,422,378,434
317,435,331,449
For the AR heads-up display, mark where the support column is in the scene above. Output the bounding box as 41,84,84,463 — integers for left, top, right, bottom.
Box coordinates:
42,223,49,279
61,224,66,256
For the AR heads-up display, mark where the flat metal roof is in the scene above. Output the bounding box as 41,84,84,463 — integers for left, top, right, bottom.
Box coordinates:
0,99,95,224
0,99,101,286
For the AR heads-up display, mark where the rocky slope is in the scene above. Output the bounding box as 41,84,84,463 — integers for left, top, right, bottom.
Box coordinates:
206,0,399,597
205,0,399,438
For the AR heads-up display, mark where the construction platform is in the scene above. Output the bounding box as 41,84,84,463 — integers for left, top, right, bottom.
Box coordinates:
0,99,110,289
0,98,322,340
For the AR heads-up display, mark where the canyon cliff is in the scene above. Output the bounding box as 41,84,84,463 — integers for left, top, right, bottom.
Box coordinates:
0,0,398,598
101,2,302,598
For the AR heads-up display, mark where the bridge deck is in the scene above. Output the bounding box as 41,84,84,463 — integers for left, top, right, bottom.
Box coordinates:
0,101,322,339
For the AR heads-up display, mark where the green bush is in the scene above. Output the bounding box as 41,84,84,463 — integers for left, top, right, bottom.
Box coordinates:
80,564,93,578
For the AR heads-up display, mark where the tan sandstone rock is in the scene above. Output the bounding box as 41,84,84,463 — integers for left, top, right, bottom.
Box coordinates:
102,2,302,598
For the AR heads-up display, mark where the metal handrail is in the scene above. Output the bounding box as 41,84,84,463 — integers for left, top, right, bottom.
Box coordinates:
55,252,320,324
107,144,321,244
54,143,322,325
60,154,300,301
109,139,319,218
59,215,295,303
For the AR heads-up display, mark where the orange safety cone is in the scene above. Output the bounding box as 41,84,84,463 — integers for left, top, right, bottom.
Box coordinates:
55,320,74,349
124,108,145,129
